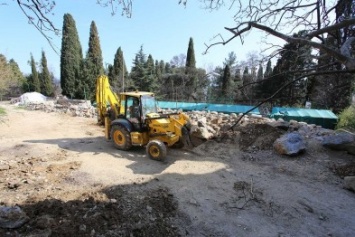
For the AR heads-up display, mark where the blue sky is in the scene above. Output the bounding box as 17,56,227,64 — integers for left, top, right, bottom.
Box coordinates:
0,0,280,78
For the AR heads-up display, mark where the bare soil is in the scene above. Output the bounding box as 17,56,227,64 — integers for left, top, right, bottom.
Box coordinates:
0,101,355,237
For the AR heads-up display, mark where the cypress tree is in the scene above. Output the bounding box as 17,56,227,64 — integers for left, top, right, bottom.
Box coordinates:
243,66,249,75
60,13,83,98
234,68,243,103
185,37,196,71
145,54,158,91
185,37,197,101
165,62,172,74
257,64,264,81
30,54,40,92
264,60,272,78
111,47,128,92
40,51,54,96
84,21,104,100
159,60,165,74
220,65,233,103
242,66,254,104
155,60,161,79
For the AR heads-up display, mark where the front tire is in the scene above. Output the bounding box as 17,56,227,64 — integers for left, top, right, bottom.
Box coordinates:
111,125,132,150
146,140,167,161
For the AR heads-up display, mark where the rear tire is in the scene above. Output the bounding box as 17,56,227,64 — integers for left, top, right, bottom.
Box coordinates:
146,140,167,161
111,125,132,150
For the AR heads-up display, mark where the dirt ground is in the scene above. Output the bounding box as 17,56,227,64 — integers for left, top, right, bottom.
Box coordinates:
0,101,355,237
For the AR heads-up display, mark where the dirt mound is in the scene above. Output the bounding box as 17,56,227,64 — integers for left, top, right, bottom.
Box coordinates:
238,123,284,151
2,102,355,236
332,162,355,178
15,187,179,237
0,154,181,236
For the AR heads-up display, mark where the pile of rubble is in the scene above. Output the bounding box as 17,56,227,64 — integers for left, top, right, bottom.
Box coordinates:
26,99,96,118
12,94,97,118
13,94,355,160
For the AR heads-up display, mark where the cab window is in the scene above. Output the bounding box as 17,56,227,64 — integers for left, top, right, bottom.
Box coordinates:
126,96,140,123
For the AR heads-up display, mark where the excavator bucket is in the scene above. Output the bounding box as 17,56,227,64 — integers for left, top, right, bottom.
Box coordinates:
181,125,194,149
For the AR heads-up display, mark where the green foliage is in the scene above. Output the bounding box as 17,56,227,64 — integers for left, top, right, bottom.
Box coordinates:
185,37,196,70
40,51,54,96
60,13,83,98
309,34,353,113
264,60,272,78
336,105,355,132
224,52,237,67
257,64,263,81
82,21,104,101
0,106,5,116
256,31,311,106
30,54,40,92
130,46,158,92
9,59,25,90
109,47,128,92
0,54,25,100
220,65,233,100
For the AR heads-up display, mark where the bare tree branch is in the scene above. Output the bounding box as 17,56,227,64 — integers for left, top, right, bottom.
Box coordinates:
16,0,60,54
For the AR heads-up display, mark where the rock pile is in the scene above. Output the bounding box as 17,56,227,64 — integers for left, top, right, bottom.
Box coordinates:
17,99,355,158
19,98,97,118
183,109,355,156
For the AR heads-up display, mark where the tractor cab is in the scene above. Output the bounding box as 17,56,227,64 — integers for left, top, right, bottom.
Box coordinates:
120,92,158,131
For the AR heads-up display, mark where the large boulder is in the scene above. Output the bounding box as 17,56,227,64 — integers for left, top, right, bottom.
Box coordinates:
322,132,355,155
0,206,29,229
344,176,355,192
273,132,306,156
190,125,213,140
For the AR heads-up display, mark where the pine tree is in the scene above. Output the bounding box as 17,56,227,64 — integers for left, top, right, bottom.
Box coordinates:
60,13,83,98
39,51,54,96
130,46,147,91
8,59,25,94
0,55,12,100
224,52,237,68
30,53,40,92
83,21,104,100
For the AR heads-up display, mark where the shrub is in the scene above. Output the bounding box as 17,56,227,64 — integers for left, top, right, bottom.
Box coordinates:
336,105,355,132
0,106,5,116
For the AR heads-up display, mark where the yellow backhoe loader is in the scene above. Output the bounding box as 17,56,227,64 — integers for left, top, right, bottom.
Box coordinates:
96,75,192,161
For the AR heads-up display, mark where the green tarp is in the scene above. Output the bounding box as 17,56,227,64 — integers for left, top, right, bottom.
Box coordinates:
156,101,338,129
157,101,260,115
270,107,338,129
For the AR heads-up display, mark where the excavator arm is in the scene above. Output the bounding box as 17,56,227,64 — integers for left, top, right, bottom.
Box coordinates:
96,75,120,125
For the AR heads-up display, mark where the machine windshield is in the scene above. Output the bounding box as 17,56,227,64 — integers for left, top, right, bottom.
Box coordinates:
141,95,157,117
